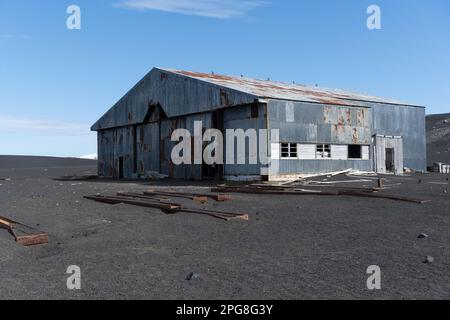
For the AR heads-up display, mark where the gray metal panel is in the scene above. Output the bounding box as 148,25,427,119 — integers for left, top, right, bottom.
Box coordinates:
223,104,266,176
136,122,160,174
162,68,420,107
277,160,371,174
97,129,114,177
268,100,372,145
113,126,135,178
371,104,426,171
267,100,373,174
92,68,258,131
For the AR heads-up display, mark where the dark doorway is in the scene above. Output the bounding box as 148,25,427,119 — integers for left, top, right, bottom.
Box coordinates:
385,148,394,173
201,111,224,180
132,126,137,175
119,157,124,179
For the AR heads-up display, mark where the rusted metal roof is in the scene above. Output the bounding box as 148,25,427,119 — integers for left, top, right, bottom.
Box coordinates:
160,68,419,107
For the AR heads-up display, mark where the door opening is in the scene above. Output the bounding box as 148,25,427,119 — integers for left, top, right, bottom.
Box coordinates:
119,157,124,179
385,148,394,173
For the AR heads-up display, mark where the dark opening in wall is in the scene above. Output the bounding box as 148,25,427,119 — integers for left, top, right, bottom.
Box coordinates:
251,104,259,118
348,145,362,159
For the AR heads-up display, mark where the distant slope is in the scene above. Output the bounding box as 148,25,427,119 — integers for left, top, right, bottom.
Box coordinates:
426,113,450,166
0,155,97,170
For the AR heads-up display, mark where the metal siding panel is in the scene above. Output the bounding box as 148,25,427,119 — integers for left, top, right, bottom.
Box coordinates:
298,144,316,160
223,105,265,176
268,100,373,174
331,145,348,160
372,104,426,171
362,145,370,160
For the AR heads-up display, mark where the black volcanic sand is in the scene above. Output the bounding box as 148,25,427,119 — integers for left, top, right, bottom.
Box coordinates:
1,157,450,299
0,155,96,170
426,113,450,166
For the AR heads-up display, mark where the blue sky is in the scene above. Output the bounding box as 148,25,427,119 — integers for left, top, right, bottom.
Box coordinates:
0,0,449,157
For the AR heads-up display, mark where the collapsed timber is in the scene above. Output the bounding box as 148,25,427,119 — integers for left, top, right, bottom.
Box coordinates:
84,192,248,221
212,185,430,204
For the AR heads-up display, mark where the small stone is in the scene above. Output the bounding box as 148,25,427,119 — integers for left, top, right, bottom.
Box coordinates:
424,256,434,264
185,272,200,281
417,233,429,239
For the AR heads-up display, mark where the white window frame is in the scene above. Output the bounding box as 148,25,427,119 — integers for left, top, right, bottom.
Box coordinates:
316,144,332,159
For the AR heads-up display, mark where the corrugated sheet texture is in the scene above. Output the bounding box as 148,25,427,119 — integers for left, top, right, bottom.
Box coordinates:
92,67,423,131
267,100,373,174
162,68,418,107
223,104,266,177
374,136,404,174
97,126,135,178
371,104,426,171
268,100,372,145
92,68,257,131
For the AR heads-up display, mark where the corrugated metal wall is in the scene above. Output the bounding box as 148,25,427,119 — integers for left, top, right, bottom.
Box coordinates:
95,69,426,179
371,104,426,171
223,103,265,178
267,100,372,174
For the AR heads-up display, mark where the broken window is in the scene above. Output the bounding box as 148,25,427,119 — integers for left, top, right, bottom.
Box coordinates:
316,144,331,159
281,143,297,159
348,145,362,159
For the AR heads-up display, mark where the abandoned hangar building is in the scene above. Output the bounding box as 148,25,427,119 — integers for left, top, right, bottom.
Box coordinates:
91,67,426,181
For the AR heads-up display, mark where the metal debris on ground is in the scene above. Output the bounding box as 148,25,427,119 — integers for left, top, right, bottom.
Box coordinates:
84,192,247,222
0,216,49,246
212,184,430,204
186,272,200,281
144,190,231,203
142,171,168,180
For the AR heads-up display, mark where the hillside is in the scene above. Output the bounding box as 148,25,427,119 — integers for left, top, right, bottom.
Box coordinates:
426,113,450,166
0,155,96,170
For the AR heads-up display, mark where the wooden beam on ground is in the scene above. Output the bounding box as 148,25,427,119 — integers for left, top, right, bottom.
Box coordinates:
84,195,182,212
84,194,248,221
339,190,431,204
117,192,169,202
0,216,49,246
212,186,429,204
180,208,248,221
211,186,339,196
211,194,232,201
144,190,208,203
